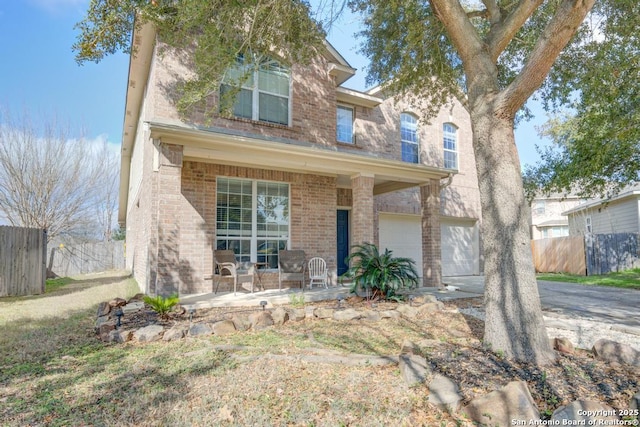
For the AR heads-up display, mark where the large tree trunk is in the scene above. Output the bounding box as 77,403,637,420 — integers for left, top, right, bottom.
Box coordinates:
472,104,556,365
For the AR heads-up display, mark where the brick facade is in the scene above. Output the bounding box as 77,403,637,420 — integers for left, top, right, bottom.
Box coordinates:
122,31,482,295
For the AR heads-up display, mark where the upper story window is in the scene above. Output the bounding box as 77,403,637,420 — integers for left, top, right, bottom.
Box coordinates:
534,200,546,215
443,123,458,169
336,105,354,143
400,113,419,163
220,54,290,126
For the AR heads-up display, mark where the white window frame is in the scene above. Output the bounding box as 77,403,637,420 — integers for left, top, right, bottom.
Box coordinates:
222,55,292,126
443,123,458,169
400,113,419,163
586,216,592,233
336,105,354,144
534,200,546,215
216,177,291,268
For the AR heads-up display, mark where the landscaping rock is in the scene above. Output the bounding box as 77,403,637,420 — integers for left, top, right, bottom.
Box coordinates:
128,293,145,302
551,400,619,422
95,315,111,331
592,338,640,367
249,311,274,330
461,381,540,426
122,300,144,314
630,391,640,410
362,310,381,322
396,304,419,319
271,307,289,325
398,353,431,386
108,329,133,343
109,297,127,307
96,302,111,317
231,313,251,331
379,310,401,320
163,326,187,341
417,302,444,316
554,337,575,355
212,320,237,336
304,306,315,319
427,374,462,413
333,308,362,321
97,320,116,336
134,324,165,342
289,308,306,322
188,323,212,337
400,339,420,355
314,307,335,319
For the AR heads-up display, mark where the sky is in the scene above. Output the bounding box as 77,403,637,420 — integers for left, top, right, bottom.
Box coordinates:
0,0,551,169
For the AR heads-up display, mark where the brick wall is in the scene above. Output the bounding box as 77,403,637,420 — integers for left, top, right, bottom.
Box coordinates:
179,162,337,293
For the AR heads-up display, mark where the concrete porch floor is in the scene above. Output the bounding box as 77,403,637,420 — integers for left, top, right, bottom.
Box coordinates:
179,276,484,310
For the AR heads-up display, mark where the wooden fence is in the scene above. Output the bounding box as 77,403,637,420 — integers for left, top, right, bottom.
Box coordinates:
0,226,47,296
532,232,640,276
585,233,640,275
531,236,586,276
48,241,125,277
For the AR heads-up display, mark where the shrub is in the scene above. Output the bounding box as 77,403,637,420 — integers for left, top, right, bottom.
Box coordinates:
143,294,180,319
340,243,419,300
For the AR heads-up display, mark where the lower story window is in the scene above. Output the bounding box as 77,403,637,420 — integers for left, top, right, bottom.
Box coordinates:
216,177,290,268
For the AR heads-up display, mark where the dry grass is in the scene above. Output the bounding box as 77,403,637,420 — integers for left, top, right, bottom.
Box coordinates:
0,273,637,426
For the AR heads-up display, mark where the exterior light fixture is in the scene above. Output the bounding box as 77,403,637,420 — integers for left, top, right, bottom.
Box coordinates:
260,301,268,311
114,307,124,328
408,295,416,306
188,307,196,322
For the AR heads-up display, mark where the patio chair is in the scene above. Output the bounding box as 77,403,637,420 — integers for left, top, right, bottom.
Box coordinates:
213,250,255,295
308,257,328,289
278,250,306,290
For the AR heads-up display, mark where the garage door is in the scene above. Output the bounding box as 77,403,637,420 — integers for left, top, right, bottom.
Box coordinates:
441,219,478,276
378,214,423,277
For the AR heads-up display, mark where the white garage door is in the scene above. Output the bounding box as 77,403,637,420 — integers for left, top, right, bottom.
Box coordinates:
378,214,423,278
441,219,478,276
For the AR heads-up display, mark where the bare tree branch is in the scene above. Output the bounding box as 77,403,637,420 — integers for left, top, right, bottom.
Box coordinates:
481,0,501,25
486,0,544,61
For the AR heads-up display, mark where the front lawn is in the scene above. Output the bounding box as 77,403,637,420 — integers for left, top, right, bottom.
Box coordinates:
537,268,640,290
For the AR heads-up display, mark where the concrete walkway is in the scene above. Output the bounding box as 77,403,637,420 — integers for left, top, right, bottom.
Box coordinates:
181,275,640,333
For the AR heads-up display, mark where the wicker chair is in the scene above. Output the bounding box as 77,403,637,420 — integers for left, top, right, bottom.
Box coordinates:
213,250,255,295
277,250,306,290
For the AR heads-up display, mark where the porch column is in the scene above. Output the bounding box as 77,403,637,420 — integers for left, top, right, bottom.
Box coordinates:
421,179,442,287
155,143,183,296
351,173,375,247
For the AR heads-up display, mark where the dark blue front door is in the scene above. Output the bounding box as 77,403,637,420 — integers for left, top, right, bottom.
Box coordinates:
337,210,349,276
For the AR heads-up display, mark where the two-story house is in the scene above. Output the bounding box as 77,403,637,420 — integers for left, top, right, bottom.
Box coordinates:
529,192,583,240
118,24,482,296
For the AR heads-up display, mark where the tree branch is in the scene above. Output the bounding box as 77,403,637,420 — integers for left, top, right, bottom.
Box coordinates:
430,0,486,75
481,0,501,25
486,0,544,61
500,0,597,116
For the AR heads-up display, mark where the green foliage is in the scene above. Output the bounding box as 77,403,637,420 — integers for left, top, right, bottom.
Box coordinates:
537,269,640,290
288,293,306,308
143,293,180,317
45,277,75,293
111,226,126,241
341,243,418,299
74,0,325,118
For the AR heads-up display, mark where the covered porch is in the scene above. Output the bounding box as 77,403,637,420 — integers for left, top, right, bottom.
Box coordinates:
147,122,452,296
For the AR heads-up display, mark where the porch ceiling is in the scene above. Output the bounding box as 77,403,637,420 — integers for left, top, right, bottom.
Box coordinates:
148,122,453,195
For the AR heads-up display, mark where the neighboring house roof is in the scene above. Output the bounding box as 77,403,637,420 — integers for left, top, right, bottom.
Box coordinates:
535,219,569,227
563,184,640,216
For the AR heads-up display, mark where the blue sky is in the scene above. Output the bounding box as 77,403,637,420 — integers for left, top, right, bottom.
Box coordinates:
0,0,550,168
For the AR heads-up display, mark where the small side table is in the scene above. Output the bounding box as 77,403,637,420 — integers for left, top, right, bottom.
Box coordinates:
254,262,269,291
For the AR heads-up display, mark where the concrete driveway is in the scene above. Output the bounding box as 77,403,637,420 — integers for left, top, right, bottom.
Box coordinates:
443,275,640,330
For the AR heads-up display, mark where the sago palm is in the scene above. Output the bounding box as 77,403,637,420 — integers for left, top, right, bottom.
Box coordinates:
341,243,419,300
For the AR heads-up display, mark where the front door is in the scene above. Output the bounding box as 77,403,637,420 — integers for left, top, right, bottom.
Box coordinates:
336,210,350,276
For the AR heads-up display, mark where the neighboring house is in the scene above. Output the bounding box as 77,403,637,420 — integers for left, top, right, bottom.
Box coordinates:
530,193,583,239
118,24,482,296
564,185,640,235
